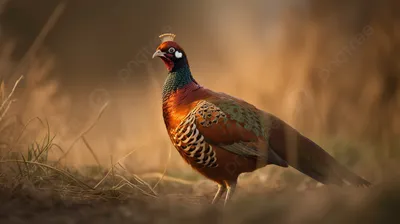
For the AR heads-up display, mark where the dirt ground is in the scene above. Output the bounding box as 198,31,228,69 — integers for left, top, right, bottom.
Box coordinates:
0,175,399,224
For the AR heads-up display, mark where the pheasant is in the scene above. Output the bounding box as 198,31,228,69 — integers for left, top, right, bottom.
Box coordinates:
152,33,371,206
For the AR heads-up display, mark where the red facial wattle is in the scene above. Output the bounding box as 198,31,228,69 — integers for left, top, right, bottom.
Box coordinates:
161,56,174,71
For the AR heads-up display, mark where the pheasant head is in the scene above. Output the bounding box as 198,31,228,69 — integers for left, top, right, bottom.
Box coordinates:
153,33,198,101
152,33,189,72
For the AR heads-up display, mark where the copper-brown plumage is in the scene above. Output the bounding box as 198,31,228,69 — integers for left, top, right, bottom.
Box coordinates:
152,33,371,206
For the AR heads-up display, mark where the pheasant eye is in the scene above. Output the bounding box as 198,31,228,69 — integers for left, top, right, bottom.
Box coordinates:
168,48,175,53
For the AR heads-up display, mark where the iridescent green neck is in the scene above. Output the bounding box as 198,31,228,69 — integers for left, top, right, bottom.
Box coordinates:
162,65,194,101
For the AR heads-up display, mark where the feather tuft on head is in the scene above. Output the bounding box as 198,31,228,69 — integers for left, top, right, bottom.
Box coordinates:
159,33,176,43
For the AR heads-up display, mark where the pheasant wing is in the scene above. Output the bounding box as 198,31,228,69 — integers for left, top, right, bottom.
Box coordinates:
187,95,272,160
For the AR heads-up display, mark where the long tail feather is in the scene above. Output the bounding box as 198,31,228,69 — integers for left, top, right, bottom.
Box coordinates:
268,116,371,187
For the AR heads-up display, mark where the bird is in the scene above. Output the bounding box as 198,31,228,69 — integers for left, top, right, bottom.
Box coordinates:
152,33,371,206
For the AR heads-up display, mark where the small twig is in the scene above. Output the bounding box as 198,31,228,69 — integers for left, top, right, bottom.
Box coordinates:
93,168,112,189
153,144,172,189
0,75,22,125
117,162,157,196
0,99,16,123
115,174,157,198
117,162,145,185
81,136,101,167
0,75,23,113
115,147,138,162
93,148,138,190
56,101,109,165
113,183,130,190
51,143,65,154
139,172,196,186
111,179,125,189
110,155,115,186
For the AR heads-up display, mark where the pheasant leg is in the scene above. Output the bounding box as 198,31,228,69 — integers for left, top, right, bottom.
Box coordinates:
223,183,236,206
211,184,226,204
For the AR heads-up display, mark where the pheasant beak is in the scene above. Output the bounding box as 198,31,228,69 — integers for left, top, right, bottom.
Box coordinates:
152,49,165,59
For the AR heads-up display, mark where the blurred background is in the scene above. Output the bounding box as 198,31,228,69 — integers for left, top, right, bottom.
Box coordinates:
0,0,399,185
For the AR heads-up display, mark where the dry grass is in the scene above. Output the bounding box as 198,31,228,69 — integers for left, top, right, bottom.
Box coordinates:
0,100,160,204
0,77,164,205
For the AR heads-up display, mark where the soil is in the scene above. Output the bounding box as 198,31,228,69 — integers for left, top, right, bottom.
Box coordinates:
0,178,399,224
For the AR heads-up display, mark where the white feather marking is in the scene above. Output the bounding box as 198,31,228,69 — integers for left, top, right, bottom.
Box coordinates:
205,146,212,155
197,150,206,160
179,126,191,140
211,150,216,158
203,155,212,166
189,144,202,156
183,127,196,144
175,51,183,58
197,135,204,143
188,128,199,144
